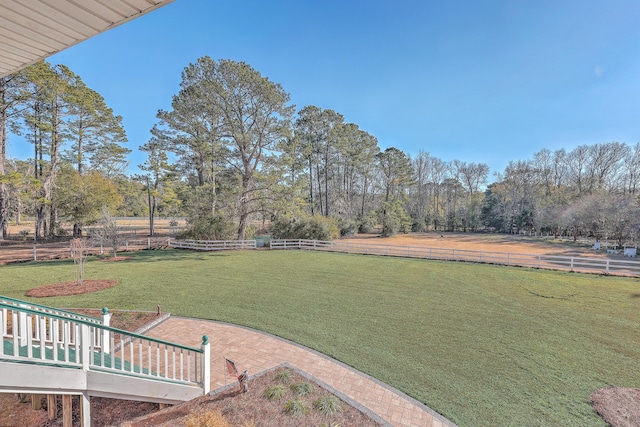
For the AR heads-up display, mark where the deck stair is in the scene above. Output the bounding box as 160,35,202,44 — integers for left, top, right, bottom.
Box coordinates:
0,296,210,426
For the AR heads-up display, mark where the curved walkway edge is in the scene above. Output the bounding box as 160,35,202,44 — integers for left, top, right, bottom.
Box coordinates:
145,316,457,427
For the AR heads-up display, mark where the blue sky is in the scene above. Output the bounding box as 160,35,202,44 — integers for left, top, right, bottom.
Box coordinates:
8,0,640,179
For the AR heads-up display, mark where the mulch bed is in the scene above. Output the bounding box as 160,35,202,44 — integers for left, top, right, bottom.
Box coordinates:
98,256,132,262
25,280,118,298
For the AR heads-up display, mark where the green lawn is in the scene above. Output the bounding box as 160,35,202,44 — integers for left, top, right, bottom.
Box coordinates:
1,249,639,426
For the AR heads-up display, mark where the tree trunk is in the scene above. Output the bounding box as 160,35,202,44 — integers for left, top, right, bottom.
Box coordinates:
308,157,314,215
0,88,7,239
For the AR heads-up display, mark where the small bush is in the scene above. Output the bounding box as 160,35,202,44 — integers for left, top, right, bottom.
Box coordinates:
290,381,313,396
379,200,412,237
314,395,343,416
177,212,235,240
274,369,292,383
284,399,310,417
338,219,358,237
183,409,229,427
263,385,287,401
270,214,339,240
357,212,376,234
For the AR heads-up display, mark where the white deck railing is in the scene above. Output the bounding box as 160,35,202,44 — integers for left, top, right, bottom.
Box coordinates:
0,299,210,394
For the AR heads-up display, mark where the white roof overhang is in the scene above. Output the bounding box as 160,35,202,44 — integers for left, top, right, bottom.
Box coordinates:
0,0,174,78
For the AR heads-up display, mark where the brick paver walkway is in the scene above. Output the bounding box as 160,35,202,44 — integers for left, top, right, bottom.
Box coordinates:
146,317,456,427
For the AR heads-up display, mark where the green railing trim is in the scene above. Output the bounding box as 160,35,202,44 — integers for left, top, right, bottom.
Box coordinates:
0,295,102,324
0,301,202,354
3,339,80,365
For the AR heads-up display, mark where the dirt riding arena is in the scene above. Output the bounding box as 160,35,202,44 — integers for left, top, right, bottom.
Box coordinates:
340,232,635,259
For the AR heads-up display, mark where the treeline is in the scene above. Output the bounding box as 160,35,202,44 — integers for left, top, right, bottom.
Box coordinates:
1,58,639,244
0,61,133,240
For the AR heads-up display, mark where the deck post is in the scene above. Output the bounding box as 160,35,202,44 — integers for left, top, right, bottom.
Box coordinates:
62,395,72,427
102,307,111,353
31,394,42,410
18,309,28,346
47,395,57,420
80,392,90,427
201,335,210,394
81,324,90,370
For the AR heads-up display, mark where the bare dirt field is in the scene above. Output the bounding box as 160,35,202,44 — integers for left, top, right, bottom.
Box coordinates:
340,231,629,259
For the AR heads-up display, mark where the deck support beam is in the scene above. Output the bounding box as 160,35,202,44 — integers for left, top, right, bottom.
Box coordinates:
47,394,57,420
80,392,91,427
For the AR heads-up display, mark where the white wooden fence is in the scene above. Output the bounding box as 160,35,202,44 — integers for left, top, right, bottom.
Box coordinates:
169,238,640,277
169,239,256,251
328,241,640,277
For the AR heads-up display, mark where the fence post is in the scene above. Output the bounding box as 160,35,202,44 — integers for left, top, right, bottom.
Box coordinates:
33,246,36,261
147,238,151,250
507,253,510,266
606,259,610,274
570,258,574,271
201,336,210,394
538,255,541,268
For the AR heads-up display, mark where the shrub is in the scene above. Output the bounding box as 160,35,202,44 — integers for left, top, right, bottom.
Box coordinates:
271,214,339,240
314,395,343,416
284,399,310,417
379,200,412,237
290,381,313,396
338,219,358,237
177,212,236,240
357,213,376,234
183,410,229,427
263,385,287,401
412,216,429,232
274,369,292,383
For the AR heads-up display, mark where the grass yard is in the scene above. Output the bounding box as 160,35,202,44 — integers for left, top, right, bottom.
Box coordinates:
1,249,639,426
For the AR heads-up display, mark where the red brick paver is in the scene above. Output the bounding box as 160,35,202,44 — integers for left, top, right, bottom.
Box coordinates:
146,317,456,427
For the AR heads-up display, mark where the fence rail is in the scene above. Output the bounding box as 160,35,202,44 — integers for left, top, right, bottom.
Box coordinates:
325,241,640,277
169,239,256,251
270,239,334,250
